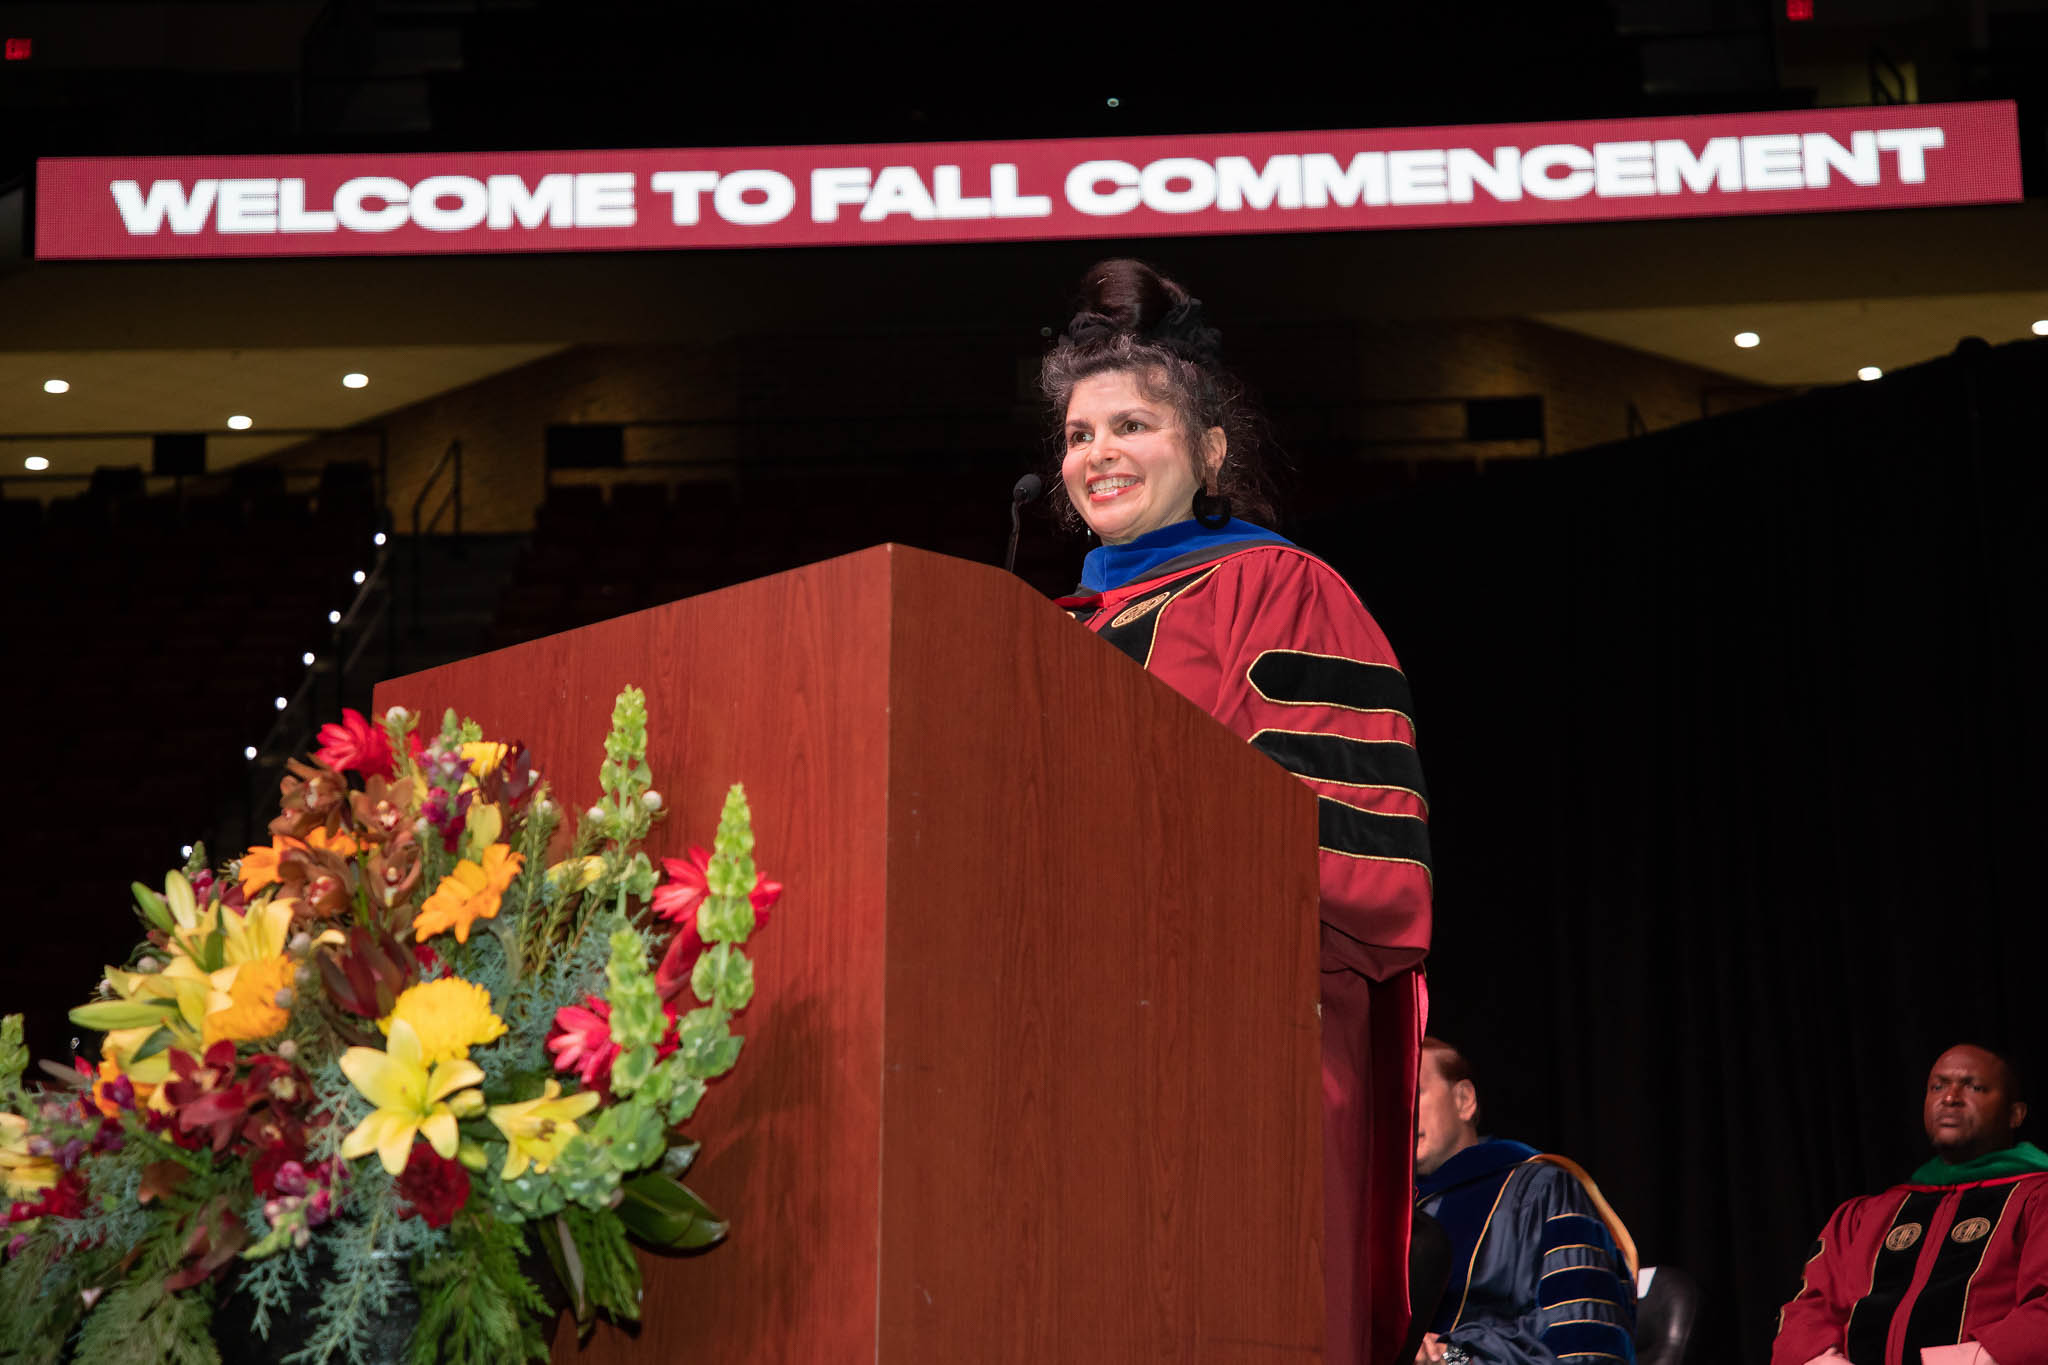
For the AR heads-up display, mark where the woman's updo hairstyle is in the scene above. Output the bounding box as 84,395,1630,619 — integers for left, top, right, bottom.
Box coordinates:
1038,258,1278,533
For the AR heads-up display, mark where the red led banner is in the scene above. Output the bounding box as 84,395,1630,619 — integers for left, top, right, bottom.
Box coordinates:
33,101,2021,261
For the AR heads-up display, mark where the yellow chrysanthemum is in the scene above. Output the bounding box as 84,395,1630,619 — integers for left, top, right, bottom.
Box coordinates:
488,1080,600,1180
379,978,506,1066
0,1112,58,1197
412,843,524,944
201,954,296,1046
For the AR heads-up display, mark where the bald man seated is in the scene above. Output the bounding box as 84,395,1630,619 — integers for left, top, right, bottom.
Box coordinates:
1773,1043,2048,1365
1411,1038,1637,1365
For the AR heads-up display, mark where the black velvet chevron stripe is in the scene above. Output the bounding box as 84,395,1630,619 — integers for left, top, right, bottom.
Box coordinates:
1845,1190,1942,1365
1317,797,1433,868
1901,1183,2018,1352
1253,730,1429,802
1249,650,1416,723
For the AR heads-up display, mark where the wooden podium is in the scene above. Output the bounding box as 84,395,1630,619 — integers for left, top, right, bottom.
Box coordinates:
374,544,1325,1363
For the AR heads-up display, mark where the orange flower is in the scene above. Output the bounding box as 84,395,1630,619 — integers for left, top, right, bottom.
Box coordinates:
304,827,360,859
412,844,524,944
240,836,306,897
202,954,297,1046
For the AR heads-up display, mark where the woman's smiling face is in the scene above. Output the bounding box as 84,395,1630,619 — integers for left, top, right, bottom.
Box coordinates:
1061,369,1222,545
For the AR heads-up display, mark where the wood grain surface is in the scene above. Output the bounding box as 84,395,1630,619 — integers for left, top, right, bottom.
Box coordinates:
374,544,1323,1364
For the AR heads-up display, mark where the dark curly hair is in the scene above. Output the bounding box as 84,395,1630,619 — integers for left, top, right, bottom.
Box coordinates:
1037,259,1278,534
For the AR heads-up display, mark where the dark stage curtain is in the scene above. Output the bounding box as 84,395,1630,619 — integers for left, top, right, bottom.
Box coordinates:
1299,338,2048,1362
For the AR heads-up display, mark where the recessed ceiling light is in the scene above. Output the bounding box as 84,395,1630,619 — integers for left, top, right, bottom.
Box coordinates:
342,372,369,389
2033,320,2048,336
1734,331,1760,348
22,455,48,471
1858,366,1882,381
226,415,253,430
42,379,68,394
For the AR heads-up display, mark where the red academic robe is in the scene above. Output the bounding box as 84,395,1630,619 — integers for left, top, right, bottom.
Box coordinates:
1773,1171,2048,1365
1061,539,1433,1365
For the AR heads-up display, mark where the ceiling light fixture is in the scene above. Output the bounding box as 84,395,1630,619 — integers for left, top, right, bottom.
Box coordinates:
2033,320,2048,337
1858,366,1882,381
1734,332,1760,348
342,372,369,389
23,455,48,471
226,415,253,430
42,379,68,394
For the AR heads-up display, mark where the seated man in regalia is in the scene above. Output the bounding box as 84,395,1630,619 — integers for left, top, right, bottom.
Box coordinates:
1411,1038,1638,1365
1773,1043,2048,1365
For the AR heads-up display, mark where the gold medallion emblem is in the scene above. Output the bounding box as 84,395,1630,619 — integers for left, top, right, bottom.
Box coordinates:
1951,1217,1992,1244
1885,1223,1924,1252
1110,591,1174,629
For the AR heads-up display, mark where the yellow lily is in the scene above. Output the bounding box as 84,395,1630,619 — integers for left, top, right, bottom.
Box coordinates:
0,1112,58,1197
339,1018,484,1176
488,1080,600,1180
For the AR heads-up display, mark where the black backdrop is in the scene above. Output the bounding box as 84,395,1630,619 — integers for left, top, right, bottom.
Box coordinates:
1298,337,2048,1362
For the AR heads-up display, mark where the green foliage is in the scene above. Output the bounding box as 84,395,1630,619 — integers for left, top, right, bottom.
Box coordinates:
690,943,755,1012
407,1215,548,1365
558,1204,639,1332
615,1169,726,1251
0,1234,91,1364
0,1013,25,1100
70,1237,221,1365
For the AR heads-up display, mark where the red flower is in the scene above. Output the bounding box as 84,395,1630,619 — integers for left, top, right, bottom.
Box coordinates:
652,850,776,1002
547,997,620,1091
163,1043,250,1154
314,708,395,780
395,1142,470,1229
251,1144,308,1199
5,1172,86,1225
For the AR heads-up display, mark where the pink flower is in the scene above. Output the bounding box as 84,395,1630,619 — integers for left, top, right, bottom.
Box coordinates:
651,849,778,1001
650,848,712,924
314,709,395,780
547,996,620,1091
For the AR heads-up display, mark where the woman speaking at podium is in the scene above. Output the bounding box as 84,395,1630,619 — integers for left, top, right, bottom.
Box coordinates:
1047,260,1432,1365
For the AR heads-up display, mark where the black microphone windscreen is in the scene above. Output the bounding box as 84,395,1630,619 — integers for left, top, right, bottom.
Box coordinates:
1012,473,1044,503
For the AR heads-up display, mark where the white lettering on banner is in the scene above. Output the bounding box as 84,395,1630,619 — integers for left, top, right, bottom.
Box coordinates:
1067,160,1140,215
931,165,991,219
1594,142,1656,197
216,179,279,232
1447,148,1519,203
1802,132,1879,186
411,176,489,231
862,166,938,221
1141,158,1216,213
1876,127,1943,182
811,167,872,222
1522,144,1594,200
279,179,337,231
1655,138,1741,193
84,119,1979,247
574,173,634,227
334,177,409,232
1388,150,1448,205
650,171,718,225
715,170,795,225
1302,152,1387,208
488,173,574,229
110,179,218,234
989,164,1052,217
1743,134,1804,190
1216,156,1301,211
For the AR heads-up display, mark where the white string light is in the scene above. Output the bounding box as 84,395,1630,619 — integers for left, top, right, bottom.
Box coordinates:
352,569,367,585
373,532,387,546
1734,332,1760,348
1858,366,1882,381
302,651,315,665
328,610,342,624
274,696,288,710
244,745,258,760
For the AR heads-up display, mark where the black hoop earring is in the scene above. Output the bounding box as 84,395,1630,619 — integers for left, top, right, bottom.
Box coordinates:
1193,489,1232,529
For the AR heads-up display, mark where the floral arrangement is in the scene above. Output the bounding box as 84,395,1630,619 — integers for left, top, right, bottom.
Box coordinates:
0,688,777,1365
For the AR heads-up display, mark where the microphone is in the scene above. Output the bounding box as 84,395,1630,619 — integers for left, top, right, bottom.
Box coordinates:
1005,474,1043,575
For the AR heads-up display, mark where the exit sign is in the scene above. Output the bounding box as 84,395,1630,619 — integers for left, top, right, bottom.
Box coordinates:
3,37,30,60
